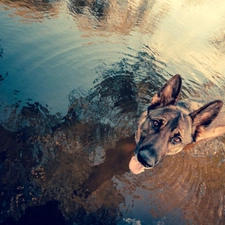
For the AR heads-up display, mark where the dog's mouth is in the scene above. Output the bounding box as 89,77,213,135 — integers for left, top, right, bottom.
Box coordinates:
129,155,152,174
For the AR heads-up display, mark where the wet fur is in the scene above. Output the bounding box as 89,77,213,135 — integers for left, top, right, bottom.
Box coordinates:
134,75,225,168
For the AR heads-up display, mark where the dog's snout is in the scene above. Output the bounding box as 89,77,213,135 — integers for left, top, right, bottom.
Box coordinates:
137,146,157,168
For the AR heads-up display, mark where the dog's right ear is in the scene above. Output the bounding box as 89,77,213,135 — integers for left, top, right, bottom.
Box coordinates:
189,100,223,141
148,74,182,110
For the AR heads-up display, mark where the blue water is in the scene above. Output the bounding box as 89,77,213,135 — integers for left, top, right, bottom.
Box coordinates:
1,0,225,122
1,1,225,224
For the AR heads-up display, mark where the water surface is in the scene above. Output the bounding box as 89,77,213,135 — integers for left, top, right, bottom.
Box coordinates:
1,0,225,224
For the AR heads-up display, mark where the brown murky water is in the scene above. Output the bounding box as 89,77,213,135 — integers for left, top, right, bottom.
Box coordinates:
1,0,225,224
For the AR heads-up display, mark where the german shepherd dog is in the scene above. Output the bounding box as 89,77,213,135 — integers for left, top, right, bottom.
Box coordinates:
129,74,225,174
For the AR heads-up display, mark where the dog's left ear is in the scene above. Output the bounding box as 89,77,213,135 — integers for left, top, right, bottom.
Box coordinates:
148,74,182,110
189,100,223,140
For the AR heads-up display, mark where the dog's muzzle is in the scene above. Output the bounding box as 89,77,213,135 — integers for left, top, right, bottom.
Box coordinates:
137,145,158,168
129,145,159,174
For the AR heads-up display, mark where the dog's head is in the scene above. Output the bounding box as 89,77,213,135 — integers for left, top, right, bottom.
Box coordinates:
129,75,223,174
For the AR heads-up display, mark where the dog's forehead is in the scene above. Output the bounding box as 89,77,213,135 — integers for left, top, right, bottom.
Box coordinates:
149,106,186,119
149,106,192,130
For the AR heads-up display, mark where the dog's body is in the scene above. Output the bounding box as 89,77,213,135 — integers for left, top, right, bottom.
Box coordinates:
129,75,225,174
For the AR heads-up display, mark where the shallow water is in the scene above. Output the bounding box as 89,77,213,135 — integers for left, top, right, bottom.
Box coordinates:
1,0,225,224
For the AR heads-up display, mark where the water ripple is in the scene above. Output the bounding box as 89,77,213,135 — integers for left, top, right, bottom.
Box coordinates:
2,0,225,224
114,136,225,224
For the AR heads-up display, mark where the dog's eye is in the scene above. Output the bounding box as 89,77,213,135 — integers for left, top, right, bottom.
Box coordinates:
152,120,160,128
171,137,182,144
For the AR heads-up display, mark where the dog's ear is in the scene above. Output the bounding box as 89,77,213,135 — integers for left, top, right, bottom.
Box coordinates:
189,100,223,140
148,74,182,110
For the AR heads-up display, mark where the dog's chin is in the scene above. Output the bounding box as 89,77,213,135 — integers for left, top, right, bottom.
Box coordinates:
129,155,151,174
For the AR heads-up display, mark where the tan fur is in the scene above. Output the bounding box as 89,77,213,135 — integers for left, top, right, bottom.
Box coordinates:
132,75,225,169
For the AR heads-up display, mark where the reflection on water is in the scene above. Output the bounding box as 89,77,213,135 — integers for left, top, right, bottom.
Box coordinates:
1,0,225,224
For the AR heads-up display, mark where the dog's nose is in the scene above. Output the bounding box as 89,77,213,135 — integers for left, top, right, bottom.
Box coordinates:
137,147,157,168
